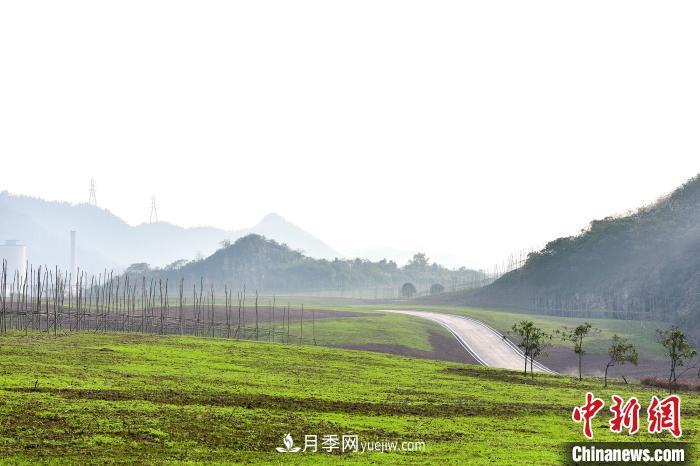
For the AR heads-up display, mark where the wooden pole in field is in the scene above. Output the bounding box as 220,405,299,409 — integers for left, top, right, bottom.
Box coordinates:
299,304,303,344
225,285,231,338
141,276,146,333
270,296,275,342
235,290,241,338
35,266,41,331
210,285,215,337
241,286,246,338
1,260,6,335
254,291,259,341
179,278,184,335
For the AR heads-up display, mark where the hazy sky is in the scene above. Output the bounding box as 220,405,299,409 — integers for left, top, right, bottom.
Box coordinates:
1,1,699,268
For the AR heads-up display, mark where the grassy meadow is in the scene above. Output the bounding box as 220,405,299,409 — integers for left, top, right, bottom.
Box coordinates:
372,305,667,359
282,303,669,362
0,331,696,464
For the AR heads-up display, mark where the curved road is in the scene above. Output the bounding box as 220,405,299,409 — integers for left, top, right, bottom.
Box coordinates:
383,310,556,374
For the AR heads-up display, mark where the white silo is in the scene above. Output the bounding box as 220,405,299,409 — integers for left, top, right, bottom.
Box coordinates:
0,240,27,282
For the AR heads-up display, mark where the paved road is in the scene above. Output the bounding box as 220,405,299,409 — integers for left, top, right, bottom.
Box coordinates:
383,310,556,373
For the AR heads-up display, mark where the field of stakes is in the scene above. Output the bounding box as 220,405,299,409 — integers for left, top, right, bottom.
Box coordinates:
0,332,697,464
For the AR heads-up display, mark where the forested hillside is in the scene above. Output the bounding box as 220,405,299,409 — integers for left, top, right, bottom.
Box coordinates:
464,175,700,334
127,234,484,295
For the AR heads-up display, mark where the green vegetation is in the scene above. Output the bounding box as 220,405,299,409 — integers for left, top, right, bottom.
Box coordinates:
557,323,601,381
656,325,698,389
605,335,639,387
0,332,696,464
354,304,668,360
183,302,671,373
510,320,551,377
463,174,700,337
311,312,449,351
127,236,484,294
184,302,674,370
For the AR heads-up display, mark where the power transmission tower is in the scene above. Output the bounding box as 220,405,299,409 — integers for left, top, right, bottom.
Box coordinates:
149,196,158,223
88,178,97,205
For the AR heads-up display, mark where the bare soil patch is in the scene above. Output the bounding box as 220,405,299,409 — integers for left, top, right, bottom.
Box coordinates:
539,346,681,380
172,306,371,323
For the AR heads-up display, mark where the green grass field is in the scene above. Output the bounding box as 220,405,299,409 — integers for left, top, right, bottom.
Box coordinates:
377,305,667,359
311,311,452,351
298,303,669,361
0,332,696,464
183,296,669,362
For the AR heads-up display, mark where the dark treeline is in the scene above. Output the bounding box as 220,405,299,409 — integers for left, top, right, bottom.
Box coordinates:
126,234,487,296
0,260,315,344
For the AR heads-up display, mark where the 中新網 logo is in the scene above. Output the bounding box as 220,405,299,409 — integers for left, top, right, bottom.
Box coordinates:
572,392,682,439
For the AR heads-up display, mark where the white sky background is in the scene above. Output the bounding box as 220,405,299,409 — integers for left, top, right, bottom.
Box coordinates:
1,1,699,269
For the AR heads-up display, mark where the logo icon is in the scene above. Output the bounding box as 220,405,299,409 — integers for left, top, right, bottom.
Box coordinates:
276,433,301,453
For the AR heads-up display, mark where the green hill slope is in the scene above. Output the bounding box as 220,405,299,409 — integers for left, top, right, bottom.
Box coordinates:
466,174,700,334
139,234,484,294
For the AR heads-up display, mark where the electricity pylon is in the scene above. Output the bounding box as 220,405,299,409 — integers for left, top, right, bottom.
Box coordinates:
149,196,158,223
88,178,97,205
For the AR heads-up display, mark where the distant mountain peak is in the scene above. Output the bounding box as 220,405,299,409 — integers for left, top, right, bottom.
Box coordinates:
248,212,342,260
255,212,290,227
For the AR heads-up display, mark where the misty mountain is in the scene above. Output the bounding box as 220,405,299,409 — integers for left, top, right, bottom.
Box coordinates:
0,192,341,272
134,233,484,294
248,213,339,260
455,174,700,333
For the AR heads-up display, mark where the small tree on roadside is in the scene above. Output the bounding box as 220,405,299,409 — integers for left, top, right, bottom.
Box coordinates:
527,327,552,379
604,334,638,388
656,325,697,393
512,321,535,375
401,282,417,299
512,320,549,377
430,283,444,295
557,323,600,381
